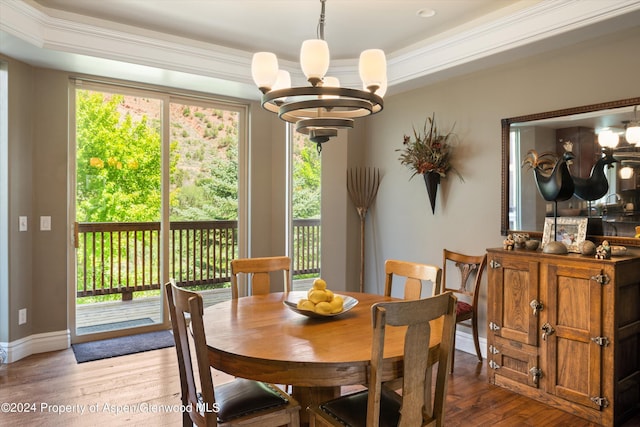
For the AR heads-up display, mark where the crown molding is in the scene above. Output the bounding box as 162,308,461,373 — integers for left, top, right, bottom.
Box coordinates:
1,0,639,99
388,0,640,87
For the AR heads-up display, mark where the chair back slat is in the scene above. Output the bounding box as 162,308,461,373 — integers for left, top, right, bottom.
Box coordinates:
368,292,457,427
231,256,291,299
384,259,442,300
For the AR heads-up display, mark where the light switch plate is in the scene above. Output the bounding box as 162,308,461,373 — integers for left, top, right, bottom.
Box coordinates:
40,216,51,231
19,216,27,232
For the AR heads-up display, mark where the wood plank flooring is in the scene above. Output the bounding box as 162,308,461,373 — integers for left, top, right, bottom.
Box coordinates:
1,348,638,426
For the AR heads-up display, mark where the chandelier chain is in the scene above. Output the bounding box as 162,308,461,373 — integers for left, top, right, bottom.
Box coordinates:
317,0,326,40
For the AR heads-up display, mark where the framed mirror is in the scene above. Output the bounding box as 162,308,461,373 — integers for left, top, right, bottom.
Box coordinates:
501,96,640,246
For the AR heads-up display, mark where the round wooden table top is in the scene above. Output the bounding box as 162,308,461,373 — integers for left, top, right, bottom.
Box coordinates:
203,291,412,387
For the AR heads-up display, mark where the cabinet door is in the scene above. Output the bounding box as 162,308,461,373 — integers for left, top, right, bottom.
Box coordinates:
489,255,540,346
544,263,604,410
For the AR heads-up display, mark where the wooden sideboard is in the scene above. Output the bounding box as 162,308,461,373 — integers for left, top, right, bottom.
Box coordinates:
486,247,640,426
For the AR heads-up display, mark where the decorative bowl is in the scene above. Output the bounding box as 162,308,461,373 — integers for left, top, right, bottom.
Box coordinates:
284,294,358,319
524,240,540,250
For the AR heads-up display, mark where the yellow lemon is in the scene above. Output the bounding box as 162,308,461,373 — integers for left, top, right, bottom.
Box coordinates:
325,289,334,302
308,289,330,304
330,295,344,314
314,301,333,315
312,278,327,290
297,299,315,312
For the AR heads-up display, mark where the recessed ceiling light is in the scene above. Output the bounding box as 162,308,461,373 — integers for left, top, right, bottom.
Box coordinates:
417,8,436,18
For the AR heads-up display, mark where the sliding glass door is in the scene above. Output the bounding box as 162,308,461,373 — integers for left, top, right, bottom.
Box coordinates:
69,81,246,342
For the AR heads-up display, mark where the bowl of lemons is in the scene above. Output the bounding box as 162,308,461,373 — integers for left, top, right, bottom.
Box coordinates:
284,278,358,318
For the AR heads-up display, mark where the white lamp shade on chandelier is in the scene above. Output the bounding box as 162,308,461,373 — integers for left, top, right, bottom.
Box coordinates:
300,40,330,84
251,52,279,92
359,49,387,91
250,0,386,150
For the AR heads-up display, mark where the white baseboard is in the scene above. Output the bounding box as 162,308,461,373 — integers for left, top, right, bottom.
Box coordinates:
454,329,486,360
0,330,70,363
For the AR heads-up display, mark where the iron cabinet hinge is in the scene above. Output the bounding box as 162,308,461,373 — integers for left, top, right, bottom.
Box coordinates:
591,336,610,347
590,273,610,285
489,259,501,269
488,345,500,355
489,360,500,370
530,367,542,385
530,299,543,316
489,322,501,331
590,396,609,408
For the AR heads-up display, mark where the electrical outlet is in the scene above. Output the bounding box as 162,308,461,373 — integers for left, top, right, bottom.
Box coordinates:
18,308,27,325
19,216,27,232
40,216,51,231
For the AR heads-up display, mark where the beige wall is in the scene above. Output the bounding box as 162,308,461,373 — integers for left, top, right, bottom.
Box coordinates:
2,25,639,358
3,58,34,342
0,61,292,349
363,26,640,342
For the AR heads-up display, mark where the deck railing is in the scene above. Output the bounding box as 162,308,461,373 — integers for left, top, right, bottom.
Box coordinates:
76,219,320,298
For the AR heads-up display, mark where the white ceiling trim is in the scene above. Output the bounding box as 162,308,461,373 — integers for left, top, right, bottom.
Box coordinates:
389,0,640,86
2,0,640,99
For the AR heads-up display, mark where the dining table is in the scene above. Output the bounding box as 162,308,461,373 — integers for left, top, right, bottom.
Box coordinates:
202,290,443,425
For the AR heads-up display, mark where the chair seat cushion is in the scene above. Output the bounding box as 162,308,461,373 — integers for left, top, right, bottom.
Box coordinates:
456,301,473,317
214,378,289,422
319,387,401,427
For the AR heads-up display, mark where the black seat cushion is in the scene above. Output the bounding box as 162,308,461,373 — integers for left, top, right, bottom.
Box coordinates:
214,378,289,422
320,387,401,427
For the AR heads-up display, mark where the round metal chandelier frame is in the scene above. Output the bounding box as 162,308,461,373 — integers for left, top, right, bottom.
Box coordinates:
261,86,383,146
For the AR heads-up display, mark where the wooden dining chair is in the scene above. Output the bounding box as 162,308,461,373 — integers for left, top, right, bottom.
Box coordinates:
230,256,291,299
384,259,442,300
307,292,458,427
442,249,487,373
165,280,301,427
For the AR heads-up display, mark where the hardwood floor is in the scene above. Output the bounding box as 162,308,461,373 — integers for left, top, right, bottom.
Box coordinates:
1,348,638,426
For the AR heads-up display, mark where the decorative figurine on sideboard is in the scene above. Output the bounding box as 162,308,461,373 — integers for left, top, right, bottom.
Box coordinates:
595,240,612,260
522,147,575,255
503,234,515,250
568,141,617,205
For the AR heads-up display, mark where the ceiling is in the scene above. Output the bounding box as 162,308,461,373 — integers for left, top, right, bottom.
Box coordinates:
1,0,640,99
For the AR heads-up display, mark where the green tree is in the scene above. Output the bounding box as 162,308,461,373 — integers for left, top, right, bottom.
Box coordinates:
170,143,238,220
293,141,321,218
76,90,171,222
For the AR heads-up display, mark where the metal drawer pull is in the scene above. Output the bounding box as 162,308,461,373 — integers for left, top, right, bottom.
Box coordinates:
530,367,542,385
529,299,543,316
541,323,555,341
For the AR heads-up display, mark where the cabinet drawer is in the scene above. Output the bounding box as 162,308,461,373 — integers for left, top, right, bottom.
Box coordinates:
490,335,540,388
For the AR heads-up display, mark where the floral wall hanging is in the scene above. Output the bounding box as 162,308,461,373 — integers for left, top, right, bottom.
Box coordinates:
397,113,464,213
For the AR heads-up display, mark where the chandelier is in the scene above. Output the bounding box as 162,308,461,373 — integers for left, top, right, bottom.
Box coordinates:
251,0,386,151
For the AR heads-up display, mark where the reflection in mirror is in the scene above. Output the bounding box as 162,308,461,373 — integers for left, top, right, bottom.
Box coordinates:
501,97,640,241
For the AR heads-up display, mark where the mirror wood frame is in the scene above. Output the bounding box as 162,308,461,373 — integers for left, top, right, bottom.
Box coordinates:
501,96,640,247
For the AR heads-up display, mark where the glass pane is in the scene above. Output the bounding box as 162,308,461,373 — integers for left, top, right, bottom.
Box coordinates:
168,102,240,304
75,89,163,335
292,134,321,283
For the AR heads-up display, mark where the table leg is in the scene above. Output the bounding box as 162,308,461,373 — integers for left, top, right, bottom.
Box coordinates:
291,386,340,426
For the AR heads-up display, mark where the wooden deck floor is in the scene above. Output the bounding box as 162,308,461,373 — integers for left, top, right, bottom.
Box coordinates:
76,279,313,332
